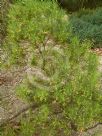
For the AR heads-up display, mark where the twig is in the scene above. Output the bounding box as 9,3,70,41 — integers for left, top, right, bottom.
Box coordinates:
0,103,39,127
84,122,102,132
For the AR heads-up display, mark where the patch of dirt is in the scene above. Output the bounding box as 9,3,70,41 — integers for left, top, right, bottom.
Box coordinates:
0,66,28,125
82,125,102,136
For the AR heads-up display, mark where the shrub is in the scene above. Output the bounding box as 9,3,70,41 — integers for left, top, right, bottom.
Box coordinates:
70,8,102,47
7,0,69,43
16,38,101,135
2,37,102,136
4,0,69,65
2,0,102,135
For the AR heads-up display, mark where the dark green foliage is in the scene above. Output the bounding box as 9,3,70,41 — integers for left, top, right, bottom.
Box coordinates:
70,8,102,47
58,0,102,11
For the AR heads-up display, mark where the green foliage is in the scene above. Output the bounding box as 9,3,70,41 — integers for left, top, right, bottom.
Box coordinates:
0,126,16,136
15,38,101,135
4,0,69,65
7,0,69,42
2,38,102,136
1,0,102,135
70,8,102,47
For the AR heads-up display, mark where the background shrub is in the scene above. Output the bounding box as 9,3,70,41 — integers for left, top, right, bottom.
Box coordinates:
70,8,102,47
58,0,102,11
